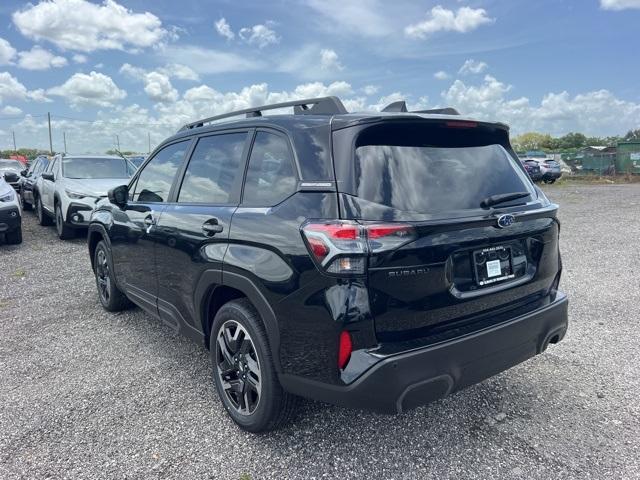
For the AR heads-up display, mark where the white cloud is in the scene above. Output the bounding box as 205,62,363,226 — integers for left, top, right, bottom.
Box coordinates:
458,59,488,75
13,0,169,53
320,49,344,71
214,17,235,40
160,64,200,82
600,0,640,10
0,38,17,65
441,74,640,136
434,70,450,80
239,24,279,48
1,105,22,115
72,54,88,64
48,71,127,107
362,85,379,96
17,46,68,70
143,71,178,103
0,71,50,103
161,45,264,75
306,0,393,37
405,5,493,39
94,63,104,69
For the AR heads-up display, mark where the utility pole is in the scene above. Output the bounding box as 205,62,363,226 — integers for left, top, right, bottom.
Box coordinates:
147,132,151,155
63,132,67,153
116,134,120,151
47,112,53,154
12,131,17,151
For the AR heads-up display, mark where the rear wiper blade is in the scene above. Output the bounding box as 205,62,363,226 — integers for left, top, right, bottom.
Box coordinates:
480,191,530,209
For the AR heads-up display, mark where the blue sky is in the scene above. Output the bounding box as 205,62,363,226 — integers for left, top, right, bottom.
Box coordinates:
0,0,639,153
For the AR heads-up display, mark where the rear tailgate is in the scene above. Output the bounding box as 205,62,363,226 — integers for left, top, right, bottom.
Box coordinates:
332,118,561,343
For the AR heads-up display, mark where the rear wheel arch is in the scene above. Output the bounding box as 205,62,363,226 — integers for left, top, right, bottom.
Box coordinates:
198,272,282,372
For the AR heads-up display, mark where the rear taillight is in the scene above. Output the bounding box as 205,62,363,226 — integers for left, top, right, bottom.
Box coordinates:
337,330,353,369
301,221,416,275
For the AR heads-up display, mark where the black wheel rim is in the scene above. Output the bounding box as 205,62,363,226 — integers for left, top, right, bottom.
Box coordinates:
216,320,262,416
96,249,110,304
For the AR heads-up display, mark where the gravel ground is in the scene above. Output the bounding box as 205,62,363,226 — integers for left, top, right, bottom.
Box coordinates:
1,184,639,480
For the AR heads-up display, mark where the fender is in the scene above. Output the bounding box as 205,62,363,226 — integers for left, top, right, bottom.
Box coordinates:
195,269,282,372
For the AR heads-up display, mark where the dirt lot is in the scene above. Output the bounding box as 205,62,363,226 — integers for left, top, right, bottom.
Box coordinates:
1,184,639,479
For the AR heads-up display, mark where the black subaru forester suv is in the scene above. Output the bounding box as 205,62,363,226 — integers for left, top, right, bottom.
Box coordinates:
88,97,568,432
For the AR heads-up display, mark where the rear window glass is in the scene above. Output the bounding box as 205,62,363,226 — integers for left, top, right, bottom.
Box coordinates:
349,123,533,216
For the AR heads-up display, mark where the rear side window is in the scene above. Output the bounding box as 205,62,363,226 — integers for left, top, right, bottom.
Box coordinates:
178,132,247,204
132,140,189,203
342,122,534,217
242,131,297,206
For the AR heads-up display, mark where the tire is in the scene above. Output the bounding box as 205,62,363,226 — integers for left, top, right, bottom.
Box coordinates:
93,240,132,312
35,195,52,226
5,225,22,245
210,298,298,432
55,203,75,240
21,195,33,211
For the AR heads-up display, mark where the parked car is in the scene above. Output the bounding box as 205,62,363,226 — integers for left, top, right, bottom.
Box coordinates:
0,159,24,193
126,155,147,169
19,155,50,211
87,96,568,432
35,154,136,239
536,159,562,183
0,175,22,244
520,158,543,181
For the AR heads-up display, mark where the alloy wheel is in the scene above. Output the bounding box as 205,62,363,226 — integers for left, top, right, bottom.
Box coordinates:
216,320,262,415
95,249,111,304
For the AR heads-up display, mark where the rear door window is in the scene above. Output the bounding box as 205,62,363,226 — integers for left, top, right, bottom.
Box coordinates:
242,131,297,206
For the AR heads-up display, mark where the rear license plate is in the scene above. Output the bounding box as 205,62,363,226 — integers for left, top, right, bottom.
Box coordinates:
473,246,515,286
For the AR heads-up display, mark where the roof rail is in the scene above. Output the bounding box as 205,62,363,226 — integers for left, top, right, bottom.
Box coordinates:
380,100,460,116
179,96,348,131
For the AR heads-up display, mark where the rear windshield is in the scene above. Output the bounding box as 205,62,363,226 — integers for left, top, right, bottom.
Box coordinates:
340,122,534,217
62,157,134,179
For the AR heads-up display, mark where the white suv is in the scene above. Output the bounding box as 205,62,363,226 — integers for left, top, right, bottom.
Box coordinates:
35,154,135,239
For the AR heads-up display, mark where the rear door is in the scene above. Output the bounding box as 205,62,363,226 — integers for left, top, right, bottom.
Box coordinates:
154,130,250,335
332,119,560,343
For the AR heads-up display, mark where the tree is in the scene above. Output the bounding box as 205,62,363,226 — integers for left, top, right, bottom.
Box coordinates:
511,132,553,151
623,129,640,141
558,132,587,149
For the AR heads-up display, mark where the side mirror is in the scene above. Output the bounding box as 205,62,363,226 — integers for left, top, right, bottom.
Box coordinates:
41,172,54,181
3,172,19,183
108,184,128,207
21,169,28,177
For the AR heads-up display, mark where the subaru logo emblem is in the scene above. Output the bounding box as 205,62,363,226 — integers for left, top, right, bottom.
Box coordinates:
497,214,515,228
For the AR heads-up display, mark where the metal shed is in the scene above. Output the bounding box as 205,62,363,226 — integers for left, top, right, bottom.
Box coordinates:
616,141,640,174
581,146,616,174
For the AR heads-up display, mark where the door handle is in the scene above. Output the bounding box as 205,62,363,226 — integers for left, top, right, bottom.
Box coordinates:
202,220,224,236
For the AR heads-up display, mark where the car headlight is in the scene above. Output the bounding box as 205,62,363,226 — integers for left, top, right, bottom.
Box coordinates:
65,189,95,200
0,191,14,202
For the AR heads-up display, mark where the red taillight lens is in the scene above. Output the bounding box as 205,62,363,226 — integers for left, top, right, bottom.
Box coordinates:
338,330,353,369
301,221,416,275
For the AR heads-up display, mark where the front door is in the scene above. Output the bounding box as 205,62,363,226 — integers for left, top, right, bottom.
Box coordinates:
110,139,192,314
155,131,250,336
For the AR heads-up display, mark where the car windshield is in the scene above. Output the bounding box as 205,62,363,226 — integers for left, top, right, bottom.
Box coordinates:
0,160,23,170
62,157,133,179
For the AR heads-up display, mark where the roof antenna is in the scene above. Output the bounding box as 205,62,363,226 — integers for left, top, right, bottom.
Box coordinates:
381,101,408,112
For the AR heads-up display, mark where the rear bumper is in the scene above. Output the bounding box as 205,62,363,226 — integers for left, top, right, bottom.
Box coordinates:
280,293,568,413
544,171,562,179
